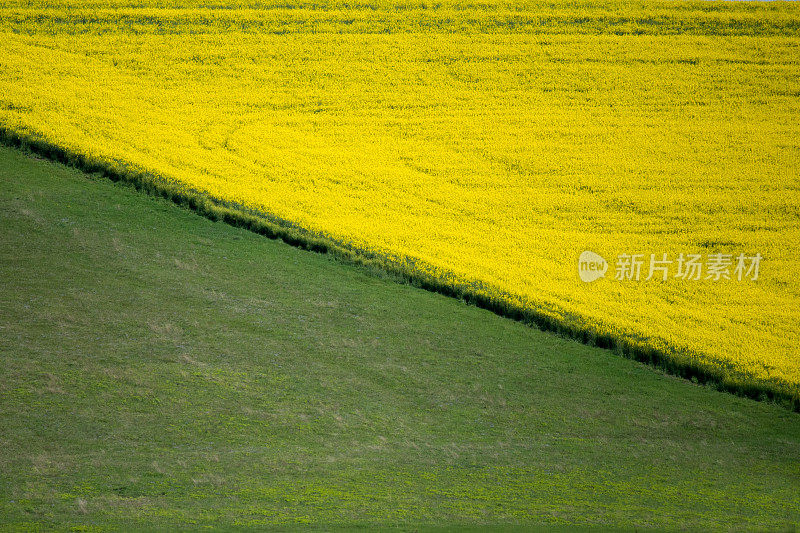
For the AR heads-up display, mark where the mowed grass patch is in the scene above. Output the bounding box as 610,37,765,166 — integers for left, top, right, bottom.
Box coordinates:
1,145,799,529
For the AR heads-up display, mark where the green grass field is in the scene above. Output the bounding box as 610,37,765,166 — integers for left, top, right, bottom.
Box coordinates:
1,144,800,530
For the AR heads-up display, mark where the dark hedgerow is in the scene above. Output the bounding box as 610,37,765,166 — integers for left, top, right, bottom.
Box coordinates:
1,125,797,413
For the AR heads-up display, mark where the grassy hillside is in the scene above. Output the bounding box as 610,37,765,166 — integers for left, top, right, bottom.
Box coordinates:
1,145,799,529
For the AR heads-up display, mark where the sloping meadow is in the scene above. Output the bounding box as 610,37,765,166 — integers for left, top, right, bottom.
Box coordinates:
1,0,799,405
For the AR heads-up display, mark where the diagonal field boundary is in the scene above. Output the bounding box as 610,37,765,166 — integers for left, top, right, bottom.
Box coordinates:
2,124,797,412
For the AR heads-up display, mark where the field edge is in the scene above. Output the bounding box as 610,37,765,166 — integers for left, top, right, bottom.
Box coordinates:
2,124,797,412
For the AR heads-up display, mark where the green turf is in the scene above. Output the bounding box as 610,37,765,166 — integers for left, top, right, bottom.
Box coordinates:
1,144,799,530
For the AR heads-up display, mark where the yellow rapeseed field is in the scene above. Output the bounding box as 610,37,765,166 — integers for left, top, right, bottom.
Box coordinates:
1,0,799,401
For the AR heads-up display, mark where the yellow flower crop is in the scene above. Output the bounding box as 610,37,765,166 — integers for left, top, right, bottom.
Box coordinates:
1,0,799,401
